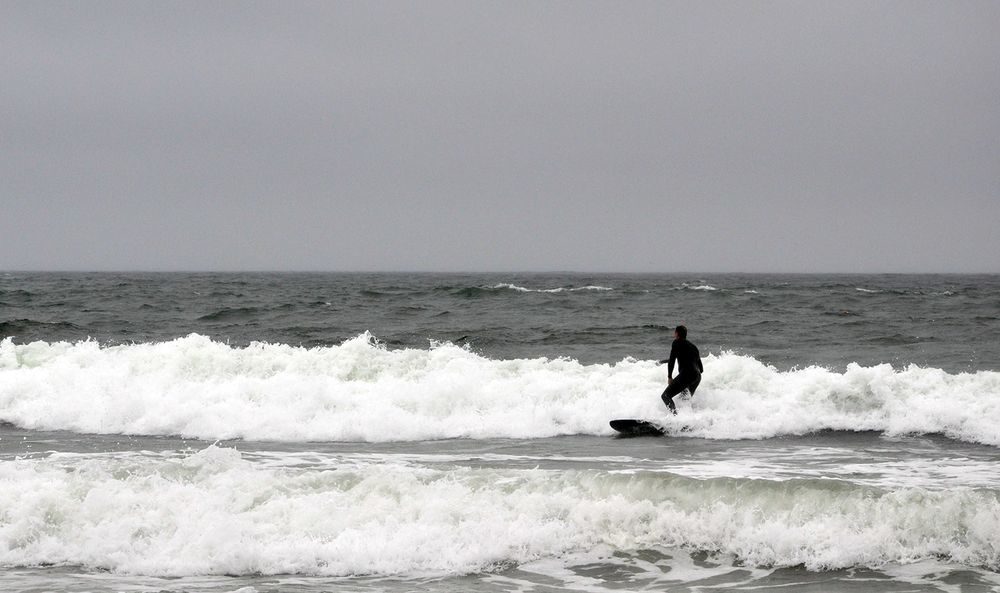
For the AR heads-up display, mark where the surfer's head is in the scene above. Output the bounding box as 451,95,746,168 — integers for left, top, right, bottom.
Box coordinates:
674,325,687,340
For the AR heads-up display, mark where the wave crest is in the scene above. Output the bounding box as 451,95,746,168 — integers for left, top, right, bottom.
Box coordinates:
492,283,614,293
1,335,998,445
2,448,999,575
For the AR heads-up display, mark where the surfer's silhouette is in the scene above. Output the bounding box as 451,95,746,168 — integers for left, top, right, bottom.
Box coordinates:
658,325,703,414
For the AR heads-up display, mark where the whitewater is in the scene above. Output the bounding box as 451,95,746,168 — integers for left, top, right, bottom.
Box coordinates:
3,445,1000,577
2,333,999,445
2,272,999,592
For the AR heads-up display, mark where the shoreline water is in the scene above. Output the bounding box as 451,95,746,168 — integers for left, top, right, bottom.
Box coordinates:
3,426,999,591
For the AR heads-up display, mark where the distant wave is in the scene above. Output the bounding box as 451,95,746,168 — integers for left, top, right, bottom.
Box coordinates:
448,283,614,297
195,307,261,322
193,303,300,322
491,283,614,293
865,333,935,346
0,289,35,306
2,446,998,576
0,319,83,337
679,283,718,291
2,334,999,446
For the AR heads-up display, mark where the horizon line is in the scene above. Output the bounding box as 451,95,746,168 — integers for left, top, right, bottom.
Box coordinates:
3,269,998,276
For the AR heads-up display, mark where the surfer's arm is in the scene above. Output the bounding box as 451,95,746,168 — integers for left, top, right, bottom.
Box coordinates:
666,343,677,378
655,358,674,380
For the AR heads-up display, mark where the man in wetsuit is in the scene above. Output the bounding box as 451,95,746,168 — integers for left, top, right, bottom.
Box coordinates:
658,325,703,414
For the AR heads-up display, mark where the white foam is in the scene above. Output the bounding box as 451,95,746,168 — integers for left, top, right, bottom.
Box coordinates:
1,447,998,576
492,283,614,293
1,335,999,445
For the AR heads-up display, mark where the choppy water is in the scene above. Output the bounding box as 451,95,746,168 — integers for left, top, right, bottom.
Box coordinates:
2,272,999,592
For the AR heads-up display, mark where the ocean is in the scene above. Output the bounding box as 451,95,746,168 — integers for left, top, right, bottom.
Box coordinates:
1,272,999,593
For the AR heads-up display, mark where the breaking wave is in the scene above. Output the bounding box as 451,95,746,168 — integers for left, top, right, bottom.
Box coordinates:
491,283,614,293
1,446,998,576
1,334,999,445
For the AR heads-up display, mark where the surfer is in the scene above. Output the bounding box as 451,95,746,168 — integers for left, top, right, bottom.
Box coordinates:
658,325,703,414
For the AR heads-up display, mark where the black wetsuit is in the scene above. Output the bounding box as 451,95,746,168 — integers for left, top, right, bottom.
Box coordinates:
660,338,703,414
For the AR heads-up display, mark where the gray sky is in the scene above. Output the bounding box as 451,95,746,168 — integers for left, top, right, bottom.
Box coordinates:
3,1,998,273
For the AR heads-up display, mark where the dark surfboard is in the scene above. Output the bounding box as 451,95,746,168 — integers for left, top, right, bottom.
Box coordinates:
610,419,665,437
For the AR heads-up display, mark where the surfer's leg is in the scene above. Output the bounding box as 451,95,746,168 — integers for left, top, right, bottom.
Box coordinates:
687,374,702,397
661,382,684,414
660,391,676,414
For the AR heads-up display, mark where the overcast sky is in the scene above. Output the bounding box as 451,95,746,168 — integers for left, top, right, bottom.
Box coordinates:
2,1,998,273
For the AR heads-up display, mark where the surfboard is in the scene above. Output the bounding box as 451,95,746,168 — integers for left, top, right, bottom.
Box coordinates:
610,418,666,437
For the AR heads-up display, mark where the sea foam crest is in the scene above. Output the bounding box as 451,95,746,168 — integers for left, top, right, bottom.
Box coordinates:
680,283,718,291
1,447,998,576
492,283,614,293
1,334,999,445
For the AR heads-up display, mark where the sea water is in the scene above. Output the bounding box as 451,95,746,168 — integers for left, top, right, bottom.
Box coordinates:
1,273,999,592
